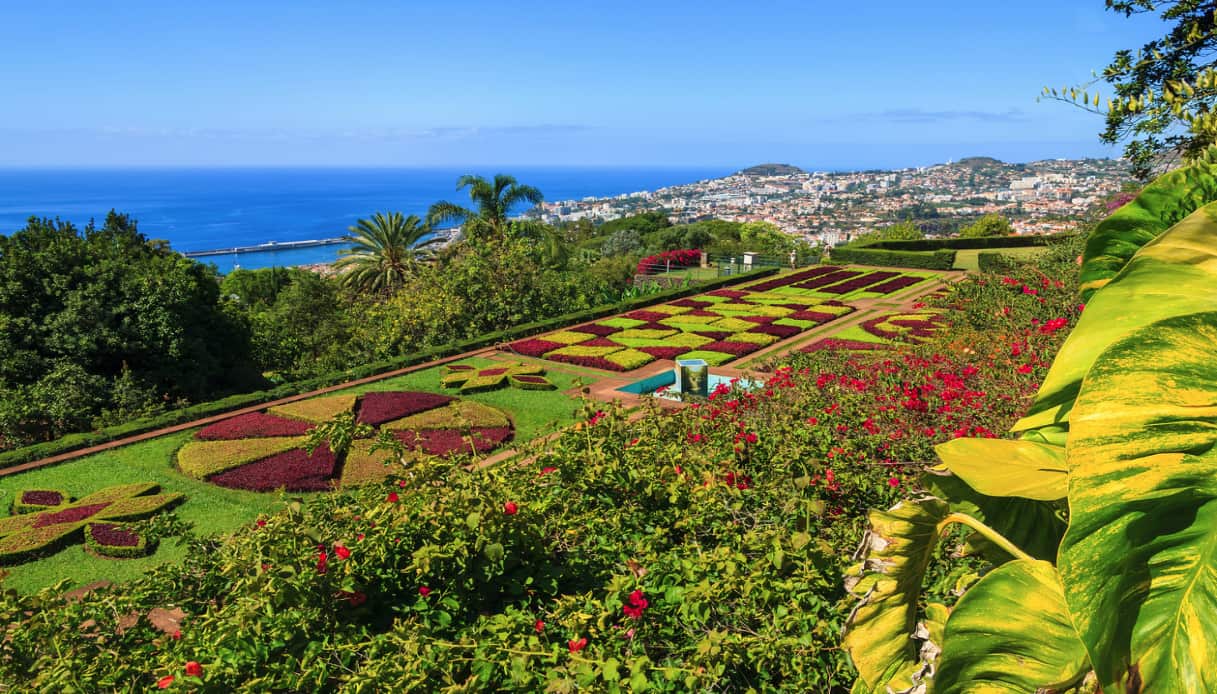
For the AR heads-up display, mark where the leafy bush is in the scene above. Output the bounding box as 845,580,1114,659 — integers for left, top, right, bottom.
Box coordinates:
829,247,957,269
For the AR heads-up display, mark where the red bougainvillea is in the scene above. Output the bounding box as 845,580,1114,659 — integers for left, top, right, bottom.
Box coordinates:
636,249,701,274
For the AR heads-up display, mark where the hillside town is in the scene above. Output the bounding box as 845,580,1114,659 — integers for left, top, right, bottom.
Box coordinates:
529,157,1133,245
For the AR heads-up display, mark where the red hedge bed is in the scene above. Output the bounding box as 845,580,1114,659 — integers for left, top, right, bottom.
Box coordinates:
89,523,141,547
745,265,842,291
691,330,734,341
740,315,776,324
819,271,900,294
208,447,338,492
579,337,621,347
357,391,453,426
545,353,627,371
196,412,314,441
793,270,862,291
705,289,749,299
748,324,802,339
669,298,713,308
637,346,689,360
622,310,671,323
867,276,924,294
507,338,566,358
571,324,621,337
392,427,514,456
699,341,762,356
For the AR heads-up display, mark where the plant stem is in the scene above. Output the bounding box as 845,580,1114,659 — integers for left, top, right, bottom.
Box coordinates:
940,512,1035,562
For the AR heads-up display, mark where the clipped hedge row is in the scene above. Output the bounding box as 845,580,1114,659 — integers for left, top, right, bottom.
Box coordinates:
859,232,1072,252
830,247,957,270
0,268,778,470
977,251,1018,274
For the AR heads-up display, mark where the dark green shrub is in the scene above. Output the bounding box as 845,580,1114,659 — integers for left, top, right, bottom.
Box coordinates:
830,247,957,270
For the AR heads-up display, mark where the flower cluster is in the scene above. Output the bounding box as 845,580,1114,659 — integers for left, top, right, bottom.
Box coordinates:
636,249,702,275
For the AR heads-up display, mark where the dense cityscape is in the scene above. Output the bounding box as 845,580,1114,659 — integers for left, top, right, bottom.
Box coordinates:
531,156,1132,244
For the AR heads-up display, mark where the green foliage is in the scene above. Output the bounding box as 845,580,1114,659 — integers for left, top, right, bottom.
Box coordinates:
878,220,924,240
958,213,1013,238
0,212,255,447
427,174,544,243
1046,1,1217,178
599,228,644,257
844,176,1217,691
334,212,442,295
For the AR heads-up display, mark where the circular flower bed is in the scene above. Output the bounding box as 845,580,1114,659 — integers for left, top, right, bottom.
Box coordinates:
175,391,515,492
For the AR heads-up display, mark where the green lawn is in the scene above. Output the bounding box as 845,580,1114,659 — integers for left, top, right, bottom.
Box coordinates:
952,246,1048,272
0,358,583,593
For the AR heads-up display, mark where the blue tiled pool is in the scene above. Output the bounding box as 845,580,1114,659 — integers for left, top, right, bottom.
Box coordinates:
617,371,754,400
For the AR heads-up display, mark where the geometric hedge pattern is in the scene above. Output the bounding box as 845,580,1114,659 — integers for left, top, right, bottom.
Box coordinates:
0,482,183,565
175,390,515,493
440,363,557,393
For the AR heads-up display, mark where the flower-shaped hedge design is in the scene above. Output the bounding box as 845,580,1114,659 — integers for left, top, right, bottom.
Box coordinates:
440,363,557,393
176,391,515,492
0,482,183,564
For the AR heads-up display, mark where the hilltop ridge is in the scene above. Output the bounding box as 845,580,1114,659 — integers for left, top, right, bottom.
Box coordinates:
737,163,806,176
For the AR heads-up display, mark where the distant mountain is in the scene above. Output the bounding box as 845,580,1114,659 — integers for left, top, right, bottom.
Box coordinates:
737,163,806,176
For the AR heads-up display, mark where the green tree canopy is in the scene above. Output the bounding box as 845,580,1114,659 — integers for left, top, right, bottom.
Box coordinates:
335,212,441,294
0,212,253,445
1046,0,1217,178
960,214,1014,238
879,220,925,240
427,174,544,243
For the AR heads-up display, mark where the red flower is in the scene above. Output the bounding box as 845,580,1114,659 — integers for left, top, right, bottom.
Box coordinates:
386,492,399,503
535,619,545,633
419,586,431,597
171,630,181,640
539,466,557,475
157,675,175,689
1017,364,1034,374
568,637,588,653
888,477,900,488
316,550,328,574
397,479,407,488
334,545,351,560
255,519,266,528
184,661,203,677
623,588,649,619
674,465,683,475
504,501,519,516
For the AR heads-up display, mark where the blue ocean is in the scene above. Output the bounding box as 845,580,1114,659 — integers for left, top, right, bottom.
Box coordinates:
0,167,731,273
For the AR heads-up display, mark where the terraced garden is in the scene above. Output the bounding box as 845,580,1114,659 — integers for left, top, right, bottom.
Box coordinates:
507,265,939,370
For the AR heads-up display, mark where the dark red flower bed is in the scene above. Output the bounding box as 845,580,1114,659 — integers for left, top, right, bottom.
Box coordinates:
669,298,713,308
634,321,675,332
861,315,946,342
34,503,110,528
196,412,314,441
705,289,749,299
867,276,924,294
745,265,842,292
792,270,862,291
22,490,64,506
479,367,508,376
507,338,566,358
579,337,621,347
623,310,671,322
89,523,140,547
691,330,734,341
699,341,762,356
445,364,475,372
392,427,514,455
740,315,776,324
799,338,890,353
637,346,689,360
544,353,627,371
748,324,802,339
686,309,721,317
357,391,453,426
819,271,900,295
512,375,550,384
792,309,854,323
571,324,620,337
207,447,338,493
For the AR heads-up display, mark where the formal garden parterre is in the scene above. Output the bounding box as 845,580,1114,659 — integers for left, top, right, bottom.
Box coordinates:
507,265,941,371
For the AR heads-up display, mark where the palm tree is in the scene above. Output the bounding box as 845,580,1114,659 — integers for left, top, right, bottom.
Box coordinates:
427,174,544,243
334,212,441,294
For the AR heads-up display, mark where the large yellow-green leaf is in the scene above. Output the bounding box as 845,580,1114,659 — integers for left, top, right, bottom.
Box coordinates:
843,497,948,693
923,472,1065,563
935,560,1091,693
1060,312,1217,692
1014,200,1217,433
934,438,1067,501
1079,158,1217,300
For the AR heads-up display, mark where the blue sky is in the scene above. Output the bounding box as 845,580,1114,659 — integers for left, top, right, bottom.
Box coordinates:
0,1,1168,168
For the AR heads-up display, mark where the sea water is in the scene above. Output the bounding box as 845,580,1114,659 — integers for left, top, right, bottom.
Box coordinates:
0,167,729,273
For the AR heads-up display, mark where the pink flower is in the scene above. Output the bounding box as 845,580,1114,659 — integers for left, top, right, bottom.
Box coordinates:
888,477,900,488
418,586,431,597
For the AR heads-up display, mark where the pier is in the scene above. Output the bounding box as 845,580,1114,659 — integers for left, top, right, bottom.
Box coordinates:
183,237,349,258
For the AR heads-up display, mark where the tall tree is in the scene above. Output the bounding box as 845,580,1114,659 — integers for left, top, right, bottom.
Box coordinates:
1045,1,1217,178
427,174,544,243
334,212,441,294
